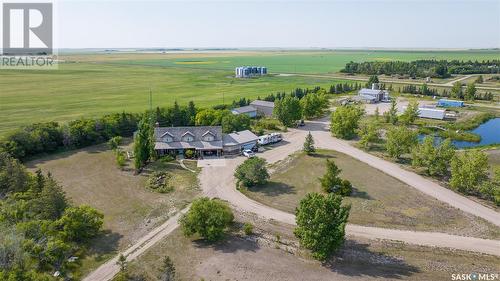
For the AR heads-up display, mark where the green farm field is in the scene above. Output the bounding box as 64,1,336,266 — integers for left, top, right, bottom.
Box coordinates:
0,61,347,136
1,49,499,136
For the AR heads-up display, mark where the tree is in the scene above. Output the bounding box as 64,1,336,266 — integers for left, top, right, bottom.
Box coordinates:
117,254,127,271
400,100,419,125
450,151,489,194
330,105,364,139
384,99,398,124
0,152,30,194
374,107,380,121
56,205,104,242
187,101,197,126
412,137,455,176
300,93,328,119
274,96,302,127
367,75,379,87
195,109,224,126
159,256,176,281
134,117,152,172
319,159,352,196
234,157,269,187
475,75,484,84
180,197,234,241
451,82,463,99
221,113,251,133
385,126,418,159
464,83,477,101
294,193,350,261
303,132,315,155
357,121,380,149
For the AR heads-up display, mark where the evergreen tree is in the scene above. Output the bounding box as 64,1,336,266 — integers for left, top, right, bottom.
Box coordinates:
319,159,352,196
134,117,152,172
303,132,315,155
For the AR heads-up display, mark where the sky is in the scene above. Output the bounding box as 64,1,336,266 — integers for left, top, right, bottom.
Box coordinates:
55,0,500,49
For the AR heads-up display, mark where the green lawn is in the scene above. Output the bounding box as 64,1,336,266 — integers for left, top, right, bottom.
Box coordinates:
243,150,500,239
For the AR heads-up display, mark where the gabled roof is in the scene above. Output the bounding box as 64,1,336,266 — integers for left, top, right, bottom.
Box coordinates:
181,131,195,137
250,100,275,108
202,130,216,137
154,126,222,143
159,131,174,138
231,105,257,114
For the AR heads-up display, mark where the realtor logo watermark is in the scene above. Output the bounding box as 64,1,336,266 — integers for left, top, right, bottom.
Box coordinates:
452,273,499,281
1,1,57,69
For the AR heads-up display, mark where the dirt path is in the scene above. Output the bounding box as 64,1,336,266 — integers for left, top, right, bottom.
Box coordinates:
199,135,500,256
82,208,189,281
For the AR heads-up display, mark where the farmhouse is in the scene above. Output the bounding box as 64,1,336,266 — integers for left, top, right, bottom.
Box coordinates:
154,126,224,157
154,126,259,157
223,130,259,154
231,105,258,118
250,100,275,117
356,83,390,103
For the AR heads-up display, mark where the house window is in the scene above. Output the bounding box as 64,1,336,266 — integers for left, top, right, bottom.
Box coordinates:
163,136,172,143
203,135,214,142
183,136,194,142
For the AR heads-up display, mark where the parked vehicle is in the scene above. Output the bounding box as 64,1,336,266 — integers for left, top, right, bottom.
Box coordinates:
242,149,255,158
297,119,305,127
258,133,282,145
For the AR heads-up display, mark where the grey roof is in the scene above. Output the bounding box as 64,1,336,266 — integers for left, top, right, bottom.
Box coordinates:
250,100,275,108
223,130,259,146
154,126,222,142
358,89,384,95
353,95,377,101
155,140,223,150
231,105,257,114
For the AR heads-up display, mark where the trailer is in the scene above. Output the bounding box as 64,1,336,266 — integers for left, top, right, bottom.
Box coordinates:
417,108,446,120
258,133,282,145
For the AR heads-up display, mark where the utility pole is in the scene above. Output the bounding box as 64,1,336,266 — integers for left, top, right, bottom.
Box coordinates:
149,87,152,112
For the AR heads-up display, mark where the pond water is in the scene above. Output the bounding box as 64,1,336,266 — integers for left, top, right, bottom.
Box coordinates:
419,118,500,148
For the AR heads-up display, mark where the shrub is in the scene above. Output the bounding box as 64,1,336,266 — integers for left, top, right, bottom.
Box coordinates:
147,171,174,193
243,222,254,235
319,159,352,196
180,197,234,241
115,149,127,169
184,149,195,159
160,155,175,163
234,157,269,187
108,136,122,150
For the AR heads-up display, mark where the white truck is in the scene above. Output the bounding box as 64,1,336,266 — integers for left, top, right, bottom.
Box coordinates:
258,133,282,145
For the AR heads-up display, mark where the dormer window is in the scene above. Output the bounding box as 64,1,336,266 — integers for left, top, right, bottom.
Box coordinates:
202,131,216,142
159,132,174,143
182,131,195,142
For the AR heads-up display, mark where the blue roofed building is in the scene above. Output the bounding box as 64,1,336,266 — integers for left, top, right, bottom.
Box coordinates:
437,99,464,108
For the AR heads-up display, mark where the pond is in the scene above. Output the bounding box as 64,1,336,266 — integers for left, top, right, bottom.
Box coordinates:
419,118,500,148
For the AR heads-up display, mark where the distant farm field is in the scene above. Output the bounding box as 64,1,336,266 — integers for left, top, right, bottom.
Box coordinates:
0,61,346,136
1,50,499,136
107,49,500,74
